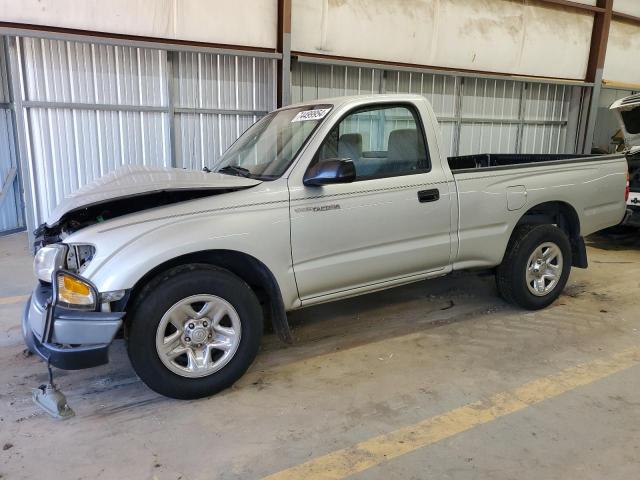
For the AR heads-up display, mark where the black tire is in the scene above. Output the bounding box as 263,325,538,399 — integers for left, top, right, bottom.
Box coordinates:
496,224,572,310
127,264,263,399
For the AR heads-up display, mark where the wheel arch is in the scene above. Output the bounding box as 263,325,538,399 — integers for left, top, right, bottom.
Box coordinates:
119,250,293,344
512,201,587,268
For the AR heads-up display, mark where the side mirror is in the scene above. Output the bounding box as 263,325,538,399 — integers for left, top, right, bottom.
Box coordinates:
303,159,356,186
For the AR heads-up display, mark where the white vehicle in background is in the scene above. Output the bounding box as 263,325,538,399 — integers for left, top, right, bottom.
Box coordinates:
22,94,628,400
611,94,640,227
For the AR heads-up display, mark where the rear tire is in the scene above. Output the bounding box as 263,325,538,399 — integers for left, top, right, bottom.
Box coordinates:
127,264,263,399
496,224,572,310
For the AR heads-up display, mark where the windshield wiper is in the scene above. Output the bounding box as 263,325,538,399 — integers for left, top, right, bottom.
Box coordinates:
217,165,252,178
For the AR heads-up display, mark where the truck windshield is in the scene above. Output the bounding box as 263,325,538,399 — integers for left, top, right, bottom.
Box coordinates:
212,104,332,180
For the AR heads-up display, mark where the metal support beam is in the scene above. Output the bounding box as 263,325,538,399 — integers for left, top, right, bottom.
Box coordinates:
453,77,464,156
564,86,584,153
1,36,25,231
584,71,604,154
166,50,178,168
612,10,640,26
6,36,37,244
20,100,268,117
515,82,528,154
295,54,593,88
0,25,281,60
537,0,606,14
0,167,16,206
583,0,613,154
277,0,292,107
174,107,269,116
437,117,568,126
22,100,168,113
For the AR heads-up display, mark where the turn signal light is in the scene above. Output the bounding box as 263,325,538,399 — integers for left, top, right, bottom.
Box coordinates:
57,272,98,310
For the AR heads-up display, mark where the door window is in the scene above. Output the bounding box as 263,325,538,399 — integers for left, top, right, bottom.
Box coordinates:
314,104,430,180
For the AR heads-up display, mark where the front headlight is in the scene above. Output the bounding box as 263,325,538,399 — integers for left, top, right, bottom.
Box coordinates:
33,244,67,282
56,271,98,310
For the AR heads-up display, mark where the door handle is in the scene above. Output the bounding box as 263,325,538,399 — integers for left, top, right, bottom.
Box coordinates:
417,188,440,203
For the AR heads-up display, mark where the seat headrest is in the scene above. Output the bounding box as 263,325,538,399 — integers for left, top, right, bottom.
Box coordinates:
338,133,363,161
387,129,425,164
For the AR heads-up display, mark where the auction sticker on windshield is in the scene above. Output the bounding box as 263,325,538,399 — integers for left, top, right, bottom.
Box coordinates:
291,108,331,122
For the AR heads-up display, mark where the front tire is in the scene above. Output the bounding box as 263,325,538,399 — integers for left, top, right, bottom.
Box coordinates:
496,224,572,310
127,264,263,399
22,296,38,354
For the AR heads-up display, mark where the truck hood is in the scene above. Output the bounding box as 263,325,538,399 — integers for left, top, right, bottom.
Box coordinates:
44,165,262,229
610,94,640,148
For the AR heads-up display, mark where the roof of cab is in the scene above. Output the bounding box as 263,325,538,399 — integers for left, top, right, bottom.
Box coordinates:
279,93,428,111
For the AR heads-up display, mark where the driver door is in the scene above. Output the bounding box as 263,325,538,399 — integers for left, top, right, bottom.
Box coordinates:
289,103,453,301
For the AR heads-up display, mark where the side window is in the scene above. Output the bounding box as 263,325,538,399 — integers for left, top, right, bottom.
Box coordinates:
315,104,430,180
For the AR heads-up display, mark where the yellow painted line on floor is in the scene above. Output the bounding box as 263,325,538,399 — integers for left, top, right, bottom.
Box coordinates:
263,345,640,480
0,294,29,305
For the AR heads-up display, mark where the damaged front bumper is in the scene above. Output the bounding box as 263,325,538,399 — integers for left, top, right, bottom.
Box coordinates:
22,282,125,370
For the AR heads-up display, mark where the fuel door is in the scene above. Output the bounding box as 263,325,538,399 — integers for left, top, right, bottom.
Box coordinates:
506,185,527,211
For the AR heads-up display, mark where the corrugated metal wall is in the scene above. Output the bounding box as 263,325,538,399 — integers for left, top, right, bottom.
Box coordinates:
519,83,571,154
383,70,459,156
0,39,23,233
291,61,583,157
1,36,591,234
174,52,275,170
20,38,171,226
9,35,276,229
457,77,520,156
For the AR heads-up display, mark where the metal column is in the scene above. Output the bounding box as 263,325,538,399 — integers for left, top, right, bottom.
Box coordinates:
583,0,613,154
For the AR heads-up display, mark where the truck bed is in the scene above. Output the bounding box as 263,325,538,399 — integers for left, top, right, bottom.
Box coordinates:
448,153,599,172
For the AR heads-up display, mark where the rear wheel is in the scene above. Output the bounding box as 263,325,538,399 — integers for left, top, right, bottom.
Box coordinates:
127,264,263,399
496,224,572,310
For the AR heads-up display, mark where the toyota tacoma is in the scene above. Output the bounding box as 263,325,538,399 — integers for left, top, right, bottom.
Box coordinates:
22,94,629,399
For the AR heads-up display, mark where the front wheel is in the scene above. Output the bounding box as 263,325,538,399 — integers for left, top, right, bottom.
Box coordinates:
496,224,572,310
127,264,263,399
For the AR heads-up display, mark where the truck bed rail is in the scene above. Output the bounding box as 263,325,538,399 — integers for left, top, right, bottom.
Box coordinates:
448,153,596,172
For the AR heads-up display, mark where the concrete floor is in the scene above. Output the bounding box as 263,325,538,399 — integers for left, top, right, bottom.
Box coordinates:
1,228,639,479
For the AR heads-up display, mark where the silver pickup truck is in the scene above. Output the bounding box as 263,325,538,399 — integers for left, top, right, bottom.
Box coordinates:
22,94,628,399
